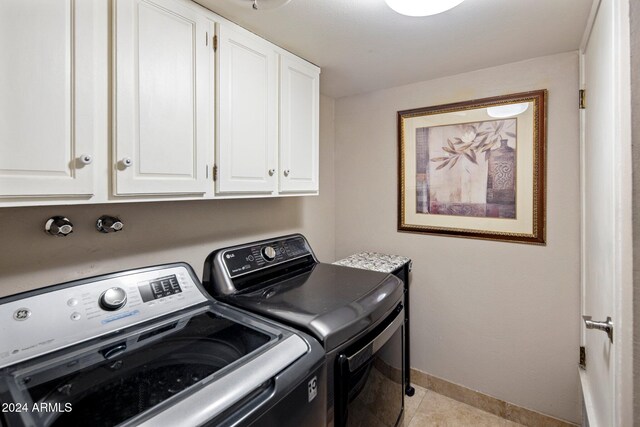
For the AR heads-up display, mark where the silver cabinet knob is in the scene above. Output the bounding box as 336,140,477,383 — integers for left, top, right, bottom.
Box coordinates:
45,216,73,237
121,158,133,168
79,154,93,165
96,215,124,233
283,169,290,177
268,169,275,176
583,315,613,343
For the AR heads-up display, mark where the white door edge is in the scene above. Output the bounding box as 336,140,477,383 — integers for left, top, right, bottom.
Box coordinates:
579,369,600,427
579,0,633,425
611,0,633,425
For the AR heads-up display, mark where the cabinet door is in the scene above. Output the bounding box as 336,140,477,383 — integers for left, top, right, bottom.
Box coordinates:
0,0,95,198
217,25,278,194
279,55,320,193
114,0,209,196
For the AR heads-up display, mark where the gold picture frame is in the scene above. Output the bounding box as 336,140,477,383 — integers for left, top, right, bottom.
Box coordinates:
397,90,547,244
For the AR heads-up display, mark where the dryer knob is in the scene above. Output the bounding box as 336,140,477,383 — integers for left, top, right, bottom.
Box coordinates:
261,246,277,262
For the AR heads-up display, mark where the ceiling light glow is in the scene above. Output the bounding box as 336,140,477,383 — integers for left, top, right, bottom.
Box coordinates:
384,0,465,17
486,103,530,118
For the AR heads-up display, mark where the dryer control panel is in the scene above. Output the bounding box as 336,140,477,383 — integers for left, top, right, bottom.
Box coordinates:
221,235,312,278
205,234,318,296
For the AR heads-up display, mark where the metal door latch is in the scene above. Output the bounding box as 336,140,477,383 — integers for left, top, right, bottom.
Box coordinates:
583,315,613,343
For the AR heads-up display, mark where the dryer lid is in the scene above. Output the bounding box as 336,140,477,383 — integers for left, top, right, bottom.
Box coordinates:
223,263,404,351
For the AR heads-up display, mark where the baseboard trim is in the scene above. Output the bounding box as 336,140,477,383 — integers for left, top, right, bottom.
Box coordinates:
410,368,578,427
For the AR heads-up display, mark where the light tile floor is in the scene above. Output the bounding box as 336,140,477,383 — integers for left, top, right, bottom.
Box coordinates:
404,385,524,427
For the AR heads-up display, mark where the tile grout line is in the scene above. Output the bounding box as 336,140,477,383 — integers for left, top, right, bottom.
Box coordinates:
404,388,427,426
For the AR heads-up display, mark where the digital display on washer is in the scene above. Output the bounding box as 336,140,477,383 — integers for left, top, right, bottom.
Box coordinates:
139,275,182,302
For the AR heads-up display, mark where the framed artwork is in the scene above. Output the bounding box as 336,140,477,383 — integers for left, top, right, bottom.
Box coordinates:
397,90,546,244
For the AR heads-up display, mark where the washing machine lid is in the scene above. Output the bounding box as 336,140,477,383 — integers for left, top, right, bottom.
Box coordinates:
223,263,404,351
0,306,308,427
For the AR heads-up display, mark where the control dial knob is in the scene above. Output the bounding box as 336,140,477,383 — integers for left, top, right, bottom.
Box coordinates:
99,287,127,311
261,246,277,262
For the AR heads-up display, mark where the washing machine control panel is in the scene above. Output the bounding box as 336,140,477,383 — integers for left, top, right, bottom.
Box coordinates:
221,236,312,278
0,264,207,369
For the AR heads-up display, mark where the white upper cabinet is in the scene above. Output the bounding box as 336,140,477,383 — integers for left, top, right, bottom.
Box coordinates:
217,25,278,194
114,0,210,196
0,0,96,198
279,54,320,193
0,1,319,207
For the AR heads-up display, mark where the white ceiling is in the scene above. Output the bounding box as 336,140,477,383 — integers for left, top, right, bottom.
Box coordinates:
195,0,592,99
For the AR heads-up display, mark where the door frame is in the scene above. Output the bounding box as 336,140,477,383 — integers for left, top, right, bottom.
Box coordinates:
578,0,633,425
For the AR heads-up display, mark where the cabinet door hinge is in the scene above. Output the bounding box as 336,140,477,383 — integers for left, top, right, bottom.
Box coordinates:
213,164,218,181
206,164,209,179
579,89,586,109
205,31,208,46
213,35,218,52
579,346,586,369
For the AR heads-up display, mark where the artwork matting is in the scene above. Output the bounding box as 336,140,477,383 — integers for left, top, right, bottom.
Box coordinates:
397,90,546,244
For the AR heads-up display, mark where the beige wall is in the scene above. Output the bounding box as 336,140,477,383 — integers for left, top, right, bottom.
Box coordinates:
0,96,336,297
0,51,584,424
334,52,580,423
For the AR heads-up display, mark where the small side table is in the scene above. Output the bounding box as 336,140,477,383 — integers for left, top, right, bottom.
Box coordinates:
334,252,415,396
